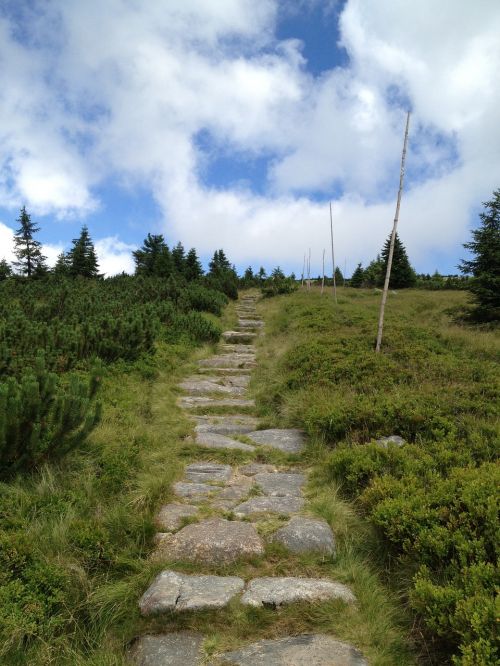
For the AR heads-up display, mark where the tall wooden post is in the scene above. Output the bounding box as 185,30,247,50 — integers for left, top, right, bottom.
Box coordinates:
330,201,337,303
321,249,325,295
307,248,311,290
375,111,411,353
301,253,306,286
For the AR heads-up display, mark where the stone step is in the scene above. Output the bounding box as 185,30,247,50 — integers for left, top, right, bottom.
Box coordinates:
254,472,306,497
193,414,259,436
173,481,222,501
234,496,304,517
178,396,256,409
179,378,247,397
195,431,255,451
218,635,368,665
156,503,199,532
184,462,232,484
153,518,264,564
269,516,336,555
139,570,244,615
219,344,256,354
240,576,355,608
198,356,257,369
222,331,257,344
197,367,251,376
129,632,204,666
246,429,306,454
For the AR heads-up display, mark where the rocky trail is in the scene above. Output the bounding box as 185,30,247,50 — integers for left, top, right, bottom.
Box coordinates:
129,295,369,665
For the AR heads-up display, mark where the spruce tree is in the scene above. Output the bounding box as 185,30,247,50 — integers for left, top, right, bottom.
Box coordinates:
380,233,416,288
459,188,500,321
350,263,364,287
185,248,203,281
133,233,172,277
364,255,384,287
68,225,99,278
0,258,12,280
13,206,47,277
53,252,71,277
172,242,186,275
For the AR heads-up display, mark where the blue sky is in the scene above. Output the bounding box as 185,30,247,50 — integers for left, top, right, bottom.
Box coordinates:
1,1,499,276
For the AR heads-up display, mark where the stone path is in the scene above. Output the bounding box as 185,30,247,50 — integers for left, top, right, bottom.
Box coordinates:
130,294,368,664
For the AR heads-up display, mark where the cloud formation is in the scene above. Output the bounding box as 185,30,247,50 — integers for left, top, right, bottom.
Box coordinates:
0,0,499,273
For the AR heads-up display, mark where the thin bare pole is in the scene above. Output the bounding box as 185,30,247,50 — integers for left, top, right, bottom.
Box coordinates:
301,253,306,286
343,258,347,287
329,201,337,303
307,247,311,290
321,249,325,294
375,111,411,353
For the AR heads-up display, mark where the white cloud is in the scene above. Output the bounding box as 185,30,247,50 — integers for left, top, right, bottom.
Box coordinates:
0,0,499,273
94,237,136,276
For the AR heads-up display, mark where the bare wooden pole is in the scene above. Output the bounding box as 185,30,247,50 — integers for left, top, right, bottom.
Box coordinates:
307,247,311,290
321,249,325,295
301,253,306,286
329,201,337,303
375,111,411,353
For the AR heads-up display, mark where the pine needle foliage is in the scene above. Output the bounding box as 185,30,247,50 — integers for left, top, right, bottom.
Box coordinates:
13,206,47,277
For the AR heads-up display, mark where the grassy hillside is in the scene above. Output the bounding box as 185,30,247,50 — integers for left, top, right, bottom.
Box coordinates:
252,288,499,665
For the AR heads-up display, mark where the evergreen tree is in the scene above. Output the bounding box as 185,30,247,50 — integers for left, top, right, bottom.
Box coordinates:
380,233,416,288
185,248,203,281
172,241,186,275
0,258,12,280
68,225,100,278
207,249,238,299
53,252,71,277
133,233,173,278
350,263,364,287
459,188,500,321
208,249,232,276
257,267,267,283
13,206,47,277
334,266,344,284
364,255,384,287
242,266,255,287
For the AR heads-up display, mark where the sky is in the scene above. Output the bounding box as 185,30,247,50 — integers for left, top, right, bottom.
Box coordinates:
1,0,499,277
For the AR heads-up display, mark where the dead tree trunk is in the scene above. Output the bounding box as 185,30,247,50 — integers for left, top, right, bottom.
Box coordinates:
375,111,411,353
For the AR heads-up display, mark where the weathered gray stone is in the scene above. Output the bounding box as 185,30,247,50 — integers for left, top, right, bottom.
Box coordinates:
173,482,221,500
222,331,257,344
197,367,251,376
178,396,256,409
218,634,368,665
194,415,259,436
156,504,199,532
139,570,244,615
198,356,256,369
129,632,204,665
240,577,355,608
254,472,305,497
239,463,277,476
179,378,246,397
234,496,304,517
376,435,406,447
220,344,256,354
237,320,264,328
195,431,255,452
211,478,253,509
154,518,264,565
184,462,232,484
270,517,335,555
246,429,306,454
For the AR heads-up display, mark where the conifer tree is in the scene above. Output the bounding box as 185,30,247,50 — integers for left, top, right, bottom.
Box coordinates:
257,266,267,283
380,233,416,288
133,233,172,277
13,206,47,277
172,241,186,275
207,249,237,298
185,248,203,281
334,266,344,284
459,188,500,321
364,255,384,287
53,252,71,277
350,263,364,287
68,225,100,278
0,258,12,280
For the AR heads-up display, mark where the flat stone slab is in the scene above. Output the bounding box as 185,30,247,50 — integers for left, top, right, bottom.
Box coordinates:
240,577,355,608
238,320,264,328
139,570,244,615
270,517,336,555
218,634,368,665
154,519,264,565
179,378,246,397
194,415,259,436
173,482,221,500
234,496,304,517
376,435,406,447
246,429,306,454
184,462,232,484
240,463,277,476
178,396,256,409
195,431,255,452
197,367,251,376
156,503,199,532
222,331,257,344
254,472,305,497
220,344,256,354
212,480,253,509
129,632,204,665
199,356,257,369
